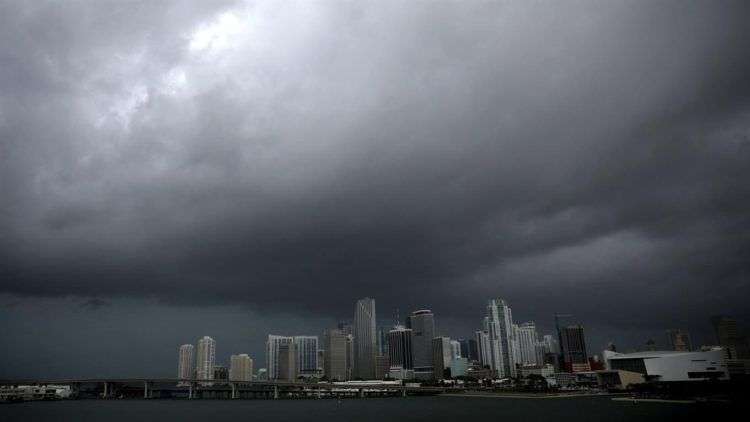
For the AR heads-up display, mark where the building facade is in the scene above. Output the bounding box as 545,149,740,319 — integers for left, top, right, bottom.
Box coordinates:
409,310,436,379
666,329,693,352
603,349,729,382
196,336,216,381
229,354,253,382
517,322,539,366
266,335,294,380
294,336,319,377
178,344,195,380
433,337,453,380
277,342,297,381
560,325,590,372
324,328,348,381
388,325,413,379
353,298,377,379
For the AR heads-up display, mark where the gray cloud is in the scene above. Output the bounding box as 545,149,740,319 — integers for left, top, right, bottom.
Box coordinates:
1,0,750,375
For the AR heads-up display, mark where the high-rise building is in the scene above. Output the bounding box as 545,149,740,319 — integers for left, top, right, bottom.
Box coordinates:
711,316,748,359
666,329,692,352
266,335,294,380
450,340,462,361
229,354,253,382
377,326,390,356
196,336,216,381
486,299,515,377
409,309,436,379
560,325,590,372
517,322,539,366
458,338,479,362
375,354,390,380
475,330,492,369
323,329,348,381
433,337,453,380
277,342,297,381
294,336,319,377
353,297,377,379
178,344,195,380
345,333,354,380
388,325,413,379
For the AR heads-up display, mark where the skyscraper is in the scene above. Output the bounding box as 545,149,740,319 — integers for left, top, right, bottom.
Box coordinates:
450,340,462,361
353,297,376,379
486,299,515,377
409,309,436,379
433,337,453,380
475,330,492,369
387,325,413,379
294,336,319,377
711,316,748,359
458,338,479,362
666,329,692,352
196,336,216,382
560,325,590,372
517,322,539,366
324,328,348,381
229,354,253,382
178,344,195,380
266,335,294,380
277,342,297,381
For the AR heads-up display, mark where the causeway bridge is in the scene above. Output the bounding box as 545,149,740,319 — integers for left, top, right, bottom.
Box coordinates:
0,379,453,400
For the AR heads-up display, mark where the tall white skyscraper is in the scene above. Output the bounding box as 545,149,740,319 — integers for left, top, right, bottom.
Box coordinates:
178,344,195,380
229,354,253,381
353,297,376,379
486,298,516,378
196,336,216,381
450,340,462,361
475,330,492,369
517,322,539,365
294,336,319,376
266,335,294,380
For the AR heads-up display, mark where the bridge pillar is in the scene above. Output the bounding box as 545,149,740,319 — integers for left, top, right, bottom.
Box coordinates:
401,387,406,398
231,383,237,399
359,388,364,398
188,382,193,399
273,385,279,399
144,381,149,399
103,382,108,399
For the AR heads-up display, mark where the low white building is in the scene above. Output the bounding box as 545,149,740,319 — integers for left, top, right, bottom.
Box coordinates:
603,349,728,382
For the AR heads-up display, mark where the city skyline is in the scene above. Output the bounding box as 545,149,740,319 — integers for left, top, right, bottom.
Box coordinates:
2,0,750,380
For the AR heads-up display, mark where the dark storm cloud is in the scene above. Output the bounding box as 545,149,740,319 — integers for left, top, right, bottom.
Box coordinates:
1,0,750,342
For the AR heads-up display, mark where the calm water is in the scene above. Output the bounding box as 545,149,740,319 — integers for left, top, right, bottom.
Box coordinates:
0,396,734,421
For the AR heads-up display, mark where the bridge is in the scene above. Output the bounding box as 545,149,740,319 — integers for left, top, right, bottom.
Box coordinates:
0,379,453,400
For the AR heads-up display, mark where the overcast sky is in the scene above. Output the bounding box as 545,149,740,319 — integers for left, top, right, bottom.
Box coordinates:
1,0,749,378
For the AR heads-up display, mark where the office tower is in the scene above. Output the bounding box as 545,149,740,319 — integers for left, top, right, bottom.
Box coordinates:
459,338,479,362
377,326,390,356
450,340,462,361
544,334,559,354
266,335,294,380
711,316,748,359
433,337,453,380
317,349,325,374
475,330,492,369
229,354,253,382
294,336,319,377
375,354,390,380
196,336,216,381
486,299,515,377
178,344,195,380
560,325,590,372
324,329,348,381
409,309,436,379
213,365,228,381
517,322,539,365
277,342,297,381
353,297,377,379
388,325,413,379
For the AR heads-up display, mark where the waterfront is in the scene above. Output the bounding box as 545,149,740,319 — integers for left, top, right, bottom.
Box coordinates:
0,396,734,421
